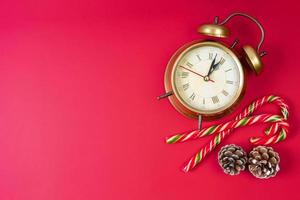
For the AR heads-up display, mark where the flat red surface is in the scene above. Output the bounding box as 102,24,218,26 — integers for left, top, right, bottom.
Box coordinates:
0,0,299,199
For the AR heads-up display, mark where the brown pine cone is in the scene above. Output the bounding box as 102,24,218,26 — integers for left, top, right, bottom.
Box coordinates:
248,146,280,179
218,144,248,175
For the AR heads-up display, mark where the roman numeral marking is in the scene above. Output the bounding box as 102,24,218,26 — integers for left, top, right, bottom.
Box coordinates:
181,71,189,78
186,62,193,68
225,68,232,72
183,83,189,91
189,93,196,100
203,98,205,104
222,90,229,96
209,53,213,59
219,57,225,65
212,96,219,104
226,80,234,84
196,55,201,61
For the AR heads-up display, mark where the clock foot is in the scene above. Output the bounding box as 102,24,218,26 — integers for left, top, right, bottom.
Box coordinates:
198,115,202,131
157,91,173,100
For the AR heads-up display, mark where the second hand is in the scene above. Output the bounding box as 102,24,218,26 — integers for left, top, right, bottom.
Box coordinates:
179,66,215,83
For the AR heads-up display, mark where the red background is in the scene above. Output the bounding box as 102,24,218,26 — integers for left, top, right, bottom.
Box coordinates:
0,0,299,200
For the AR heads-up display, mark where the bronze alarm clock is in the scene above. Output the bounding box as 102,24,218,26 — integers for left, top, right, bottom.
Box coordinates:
158,12,267,129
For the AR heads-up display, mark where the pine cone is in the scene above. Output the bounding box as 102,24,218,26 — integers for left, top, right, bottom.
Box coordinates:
248,146,280,179
218,144,248,175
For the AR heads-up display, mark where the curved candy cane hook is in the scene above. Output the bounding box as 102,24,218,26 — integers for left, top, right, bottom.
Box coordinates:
165,95,289,172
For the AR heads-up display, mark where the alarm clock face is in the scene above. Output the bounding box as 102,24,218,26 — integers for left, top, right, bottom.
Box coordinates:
169,41,244,117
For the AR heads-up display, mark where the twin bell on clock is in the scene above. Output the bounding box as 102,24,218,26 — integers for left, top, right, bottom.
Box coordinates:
158,12,267,130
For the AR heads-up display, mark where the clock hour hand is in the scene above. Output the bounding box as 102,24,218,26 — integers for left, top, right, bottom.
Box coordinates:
208,57,222,77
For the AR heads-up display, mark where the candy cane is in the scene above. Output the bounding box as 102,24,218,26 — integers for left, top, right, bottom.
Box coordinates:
165,95,289,172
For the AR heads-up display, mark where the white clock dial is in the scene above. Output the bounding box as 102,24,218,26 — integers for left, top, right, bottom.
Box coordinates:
173,44,243,114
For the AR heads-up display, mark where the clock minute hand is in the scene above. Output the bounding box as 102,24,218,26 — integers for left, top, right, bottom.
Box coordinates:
207,54,217,76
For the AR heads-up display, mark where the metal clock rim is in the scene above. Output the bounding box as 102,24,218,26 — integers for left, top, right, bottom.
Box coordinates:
165,40,245,119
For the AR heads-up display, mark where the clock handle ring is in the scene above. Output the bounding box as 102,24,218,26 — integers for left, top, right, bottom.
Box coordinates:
216,12,266,55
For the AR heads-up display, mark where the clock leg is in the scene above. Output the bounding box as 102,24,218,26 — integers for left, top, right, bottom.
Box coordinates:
198,115,202,131
157,91,173,100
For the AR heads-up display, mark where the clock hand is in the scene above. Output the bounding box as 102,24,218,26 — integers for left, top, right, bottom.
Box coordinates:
179,66,215,83
207,59,221,77
207,54,217,76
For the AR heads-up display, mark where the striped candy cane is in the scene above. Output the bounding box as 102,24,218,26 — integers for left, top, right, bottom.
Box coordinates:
165,95,289,172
